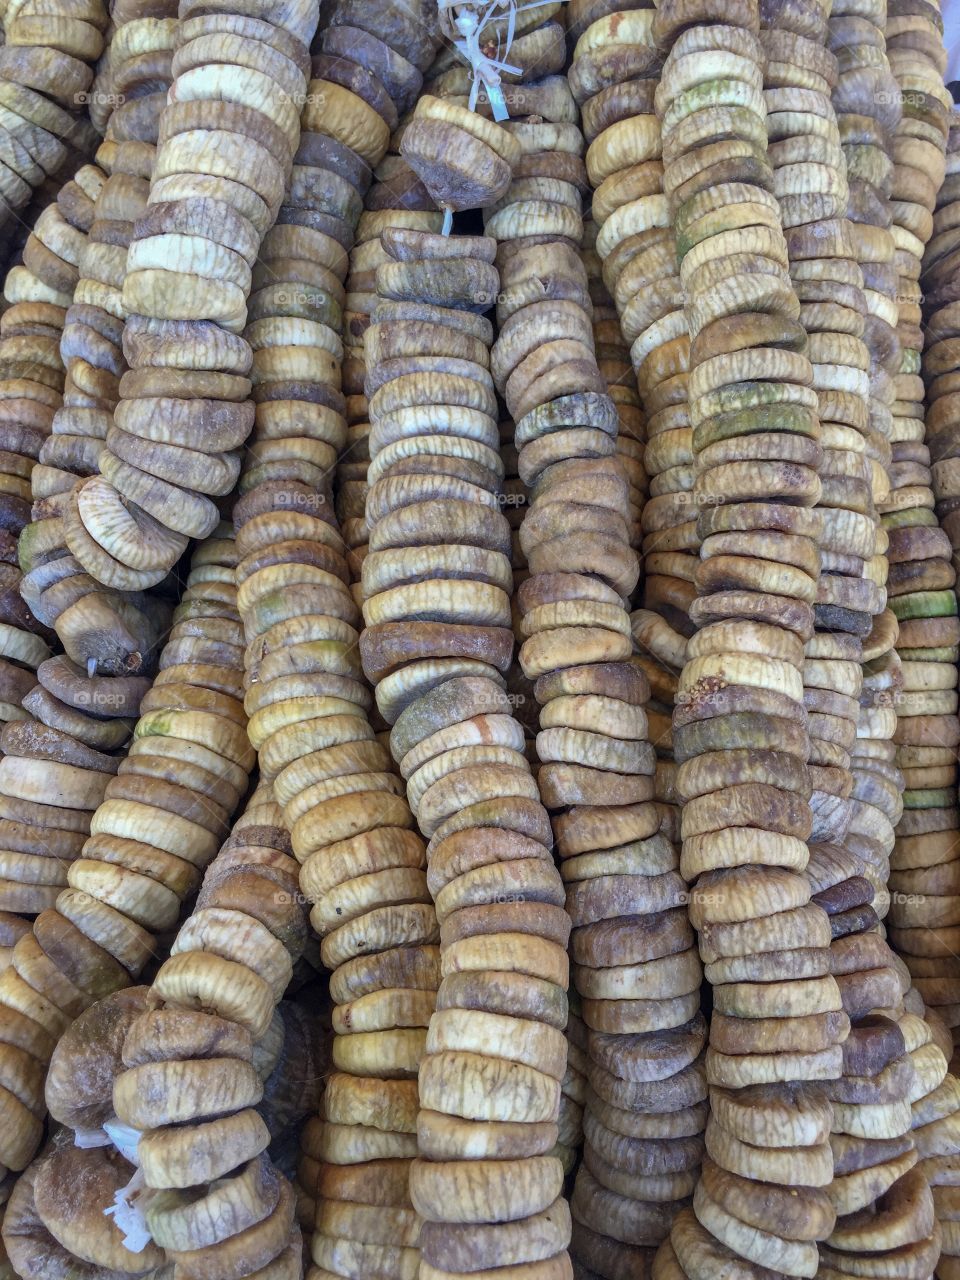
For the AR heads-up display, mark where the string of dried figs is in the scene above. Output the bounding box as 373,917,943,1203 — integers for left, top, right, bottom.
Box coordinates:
0,525,256,1181
567,9,688,757
784,1,953,1260
319,0,438,596
758,4,891,862
883,20,960,1053
334,189,445,602
629,2,849,1276
824,0,907,945
1,960,323,1280
553,217,649,1188
0,151,154,961
0,0,108,219
879,4,960,1268
816,656,936,1280
306,2,441,599
816,1002,960,1280
0,0,319,994
806,773,960,1279
509,364,588,1210
246,139,561,1280
761,0,904,1203
238,145,436,1280
5,14,178,922
449,0,595,1200
435,1,648,558
567,3,702,983
495,346,592,1189
581,217,647,559
441,20,705,1272
802,6,960,1272
910,111,960,1063
0,148,108,679
103,785,313,1279
571,3,822,1273
18,4,181,665
341,91,580,1275
567,16,698,1078
572,8,694,638
215,9,444,1272
59,0,318,591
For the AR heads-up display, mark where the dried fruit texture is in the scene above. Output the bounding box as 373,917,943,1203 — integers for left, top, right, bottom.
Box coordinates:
0,5,175,980
889,43,960,1072
611,1,848,1275
879,6,960,1272
0,11,174,971
572,52,696,1266
18,2,182,670
0,6,322,1200
62,0,321,597
31,1139,167,1274
2,1156,166,1280
451,7,705,1270
109,784,315,1275
0,0,107,219
402,95,520,213
221,6,447,1274
759,28,922,1280
351,216,579,1271
0,141,112,892
599,1,960,1278
0,527,255,1178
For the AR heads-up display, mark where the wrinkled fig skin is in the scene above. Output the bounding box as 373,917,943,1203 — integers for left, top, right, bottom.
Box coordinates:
476,23,706,1265
0,1,107,219
0,0,315,1187
221,2,452,1276
109,787,311,1277
0,105,110,938
0,13,182,963
49,0,317,596
630,0,960,1275
355,203,578,1265
14,3,169,679
882,3,960,1272
639,1,844,1274
0,527,254,1178
891,39,960,1062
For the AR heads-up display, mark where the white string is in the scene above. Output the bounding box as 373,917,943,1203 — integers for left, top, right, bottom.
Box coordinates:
453,5,520,121
442,0,557,120
99,1117,157,1253
434,0,558,233
104,1166,154,1254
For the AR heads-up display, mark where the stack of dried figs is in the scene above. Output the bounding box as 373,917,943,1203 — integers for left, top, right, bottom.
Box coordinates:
0,3,951,1280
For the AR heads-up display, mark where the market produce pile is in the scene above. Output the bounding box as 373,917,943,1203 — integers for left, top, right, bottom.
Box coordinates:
0,0,957,1277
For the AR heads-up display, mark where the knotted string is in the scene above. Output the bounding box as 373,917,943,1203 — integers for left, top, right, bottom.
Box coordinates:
435,0,556,232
